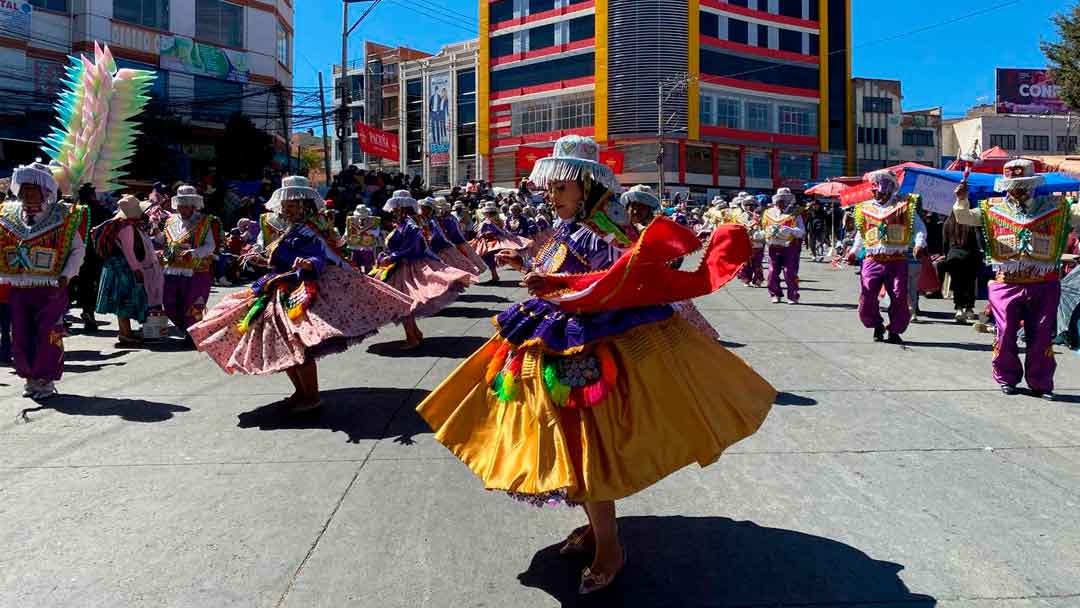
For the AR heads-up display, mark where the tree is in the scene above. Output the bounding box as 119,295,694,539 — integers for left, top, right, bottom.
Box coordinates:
215,113,274,181
1043,3,1080,111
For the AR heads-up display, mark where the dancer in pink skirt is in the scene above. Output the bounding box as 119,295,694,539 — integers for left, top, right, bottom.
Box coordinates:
470,201,530,283
189,177,414,412
436,198,488,277
418,197,482,281
375,190,473,349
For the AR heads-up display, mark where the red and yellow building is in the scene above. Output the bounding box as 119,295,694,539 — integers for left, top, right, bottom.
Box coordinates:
478,0,854,196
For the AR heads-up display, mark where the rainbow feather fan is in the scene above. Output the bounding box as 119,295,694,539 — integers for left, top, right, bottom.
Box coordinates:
41,43,157,194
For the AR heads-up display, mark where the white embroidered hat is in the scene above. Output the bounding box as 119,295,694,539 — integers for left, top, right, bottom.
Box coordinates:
266,176,325,212
383,189,418,212
11,161,59,204
772,187,796,206
528,135,617,190
996,159,1045,192
867,170,899,196
620,184,661,210
172,185,204,209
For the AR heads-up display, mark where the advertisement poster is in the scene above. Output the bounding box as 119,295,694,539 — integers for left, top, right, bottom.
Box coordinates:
160,35,250,83
354,121,400,161
0,2,31,39
428,73,451,165
996,69,1067,115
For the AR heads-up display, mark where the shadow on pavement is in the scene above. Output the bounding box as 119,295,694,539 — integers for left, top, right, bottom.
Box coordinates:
795,302,859,310
19,395,190,423
65,350,132,362
367,336,489,359
237,387,432,444
775,392,817,406
717,340,745,349
437,307,499,319
63,361,128,373
481,280,523,289
518,516,936,607
457,293,511,304
903,341,994,352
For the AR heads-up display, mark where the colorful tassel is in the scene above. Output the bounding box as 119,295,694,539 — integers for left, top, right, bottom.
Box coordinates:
565,388,582,409
236,294,269,334
486,341,512,386
286,282,318,321
497,371,519,403
597,343,618,385
583,381,608,407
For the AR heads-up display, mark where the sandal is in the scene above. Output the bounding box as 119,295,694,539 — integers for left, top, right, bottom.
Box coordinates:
559,526,594,557
289,398,322,413
578,549,627,595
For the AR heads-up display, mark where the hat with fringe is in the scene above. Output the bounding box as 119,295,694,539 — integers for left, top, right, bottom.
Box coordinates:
772,187,796,206
620,184,661,210
528,135,617,191
480,201,500,214
353,205,372,218
996,159,1045,192
12,161,59,204
383,189,418,212
418,197,435,209
172,185,204,209
266,176,325,212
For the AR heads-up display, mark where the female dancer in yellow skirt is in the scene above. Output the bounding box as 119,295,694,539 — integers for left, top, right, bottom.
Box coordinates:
417,136,776,594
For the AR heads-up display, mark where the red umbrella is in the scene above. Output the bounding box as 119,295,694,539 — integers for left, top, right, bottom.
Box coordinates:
805,181,848,197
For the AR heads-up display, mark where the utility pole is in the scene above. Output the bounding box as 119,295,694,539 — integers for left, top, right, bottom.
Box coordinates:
338,1,350,176
658,80,664,202
277,84,290,174
318,71,333,185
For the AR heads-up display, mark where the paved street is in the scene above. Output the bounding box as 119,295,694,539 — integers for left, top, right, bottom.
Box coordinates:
1,255,1078,608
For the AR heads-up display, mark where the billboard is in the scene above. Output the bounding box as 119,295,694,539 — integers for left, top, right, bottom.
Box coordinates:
996,68,1067,115
160,35,250,83
0,2,31,39
428,73,451,165
354,121,399,161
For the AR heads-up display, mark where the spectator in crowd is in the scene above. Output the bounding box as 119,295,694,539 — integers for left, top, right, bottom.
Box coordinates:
942,209,982,323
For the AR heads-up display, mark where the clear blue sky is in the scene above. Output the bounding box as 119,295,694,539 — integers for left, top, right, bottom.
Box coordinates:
293,0,1066,127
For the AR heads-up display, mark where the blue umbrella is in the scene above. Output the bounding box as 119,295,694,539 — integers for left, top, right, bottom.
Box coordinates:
897,166,1080,215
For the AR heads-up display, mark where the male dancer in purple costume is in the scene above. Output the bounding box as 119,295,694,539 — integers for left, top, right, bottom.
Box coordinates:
762,188,805,304
0,162,87,400
161,185,216,345
953,159,1080,399
850,170,927,345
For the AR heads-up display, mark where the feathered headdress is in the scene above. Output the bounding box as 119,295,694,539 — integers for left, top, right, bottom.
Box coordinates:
42,43,156,195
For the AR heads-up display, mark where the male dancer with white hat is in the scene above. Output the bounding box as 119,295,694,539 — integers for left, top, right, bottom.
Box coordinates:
161,185,215,344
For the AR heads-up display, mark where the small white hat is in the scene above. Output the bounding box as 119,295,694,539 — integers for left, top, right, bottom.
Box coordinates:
172,185,204,209
11,161,59,204
418,197,435,209
996,159,1045,192
480,201,499,214
116,194,151,219
772,187,795,206
620,184,660,210
867,170,899,195
266,176,325,212
383,189,418,212
353,205,371,218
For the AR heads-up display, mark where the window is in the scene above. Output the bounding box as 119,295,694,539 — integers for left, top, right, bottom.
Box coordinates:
196,0,243,48
778,29,802,53
701,49,818,90
458,70,477,158
491,33,515,58
405,79,423,163
491,53,593,91
700,96,713,126
715,98,740,129
862,96,893,113
745,151,772,179
276,21,290,68
350,75,363,99
568,16,594,42
113,0,169,30
809,34,819,55
779,0,803,18
192,76,241,122
29,0,67,10
529,0,554,13
529,24,555,50
989,134,1016,150
687,145,712,175
351,139,363,162
512,94,593,136
382,96,398,118
779,105,816,136
728,19,748,44
351,107,364,124
903,129,934,147
779,153,812,180
857,127,888,145
756,25,769,48
1058,136,1078,153
700,12,719,38
746,101,771,131
1023,135,1050,151
490,0,514,23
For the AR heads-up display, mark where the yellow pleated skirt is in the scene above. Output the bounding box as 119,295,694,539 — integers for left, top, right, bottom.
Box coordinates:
417,316,776,504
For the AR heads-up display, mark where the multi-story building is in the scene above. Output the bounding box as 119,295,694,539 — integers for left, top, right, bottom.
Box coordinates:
0,0,294,181
398,40,479,188
331,41,431,172
943,112,1078,165
853,78,942,172
478,0,853,197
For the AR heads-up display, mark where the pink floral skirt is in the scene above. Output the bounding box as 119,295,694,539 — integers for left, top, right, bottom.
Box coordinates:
436,246,484,280
190,265,414,375
470,235,531,258
385,256,472,318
